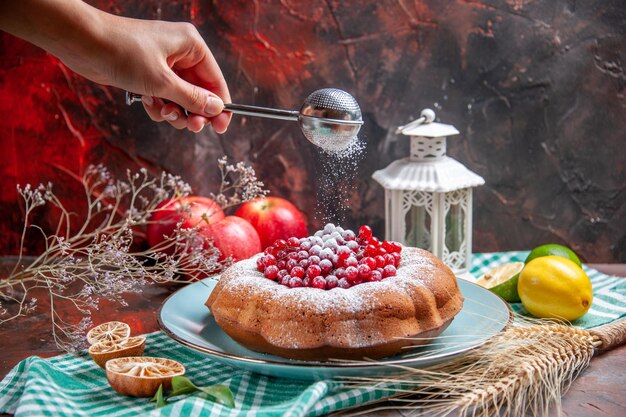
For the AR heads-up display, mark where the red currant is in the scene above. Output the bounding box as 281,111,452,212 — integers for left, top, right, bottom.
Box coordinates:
312,276,326,289
358,225,373,240
358,264,372,280
286,259,298,271
383,265,397,278
290,266,305,278
319,259,333,275
263,255,276,266
345,266,359,282
383,253,395,266
326,275,339,289
366,244,378,256
334,267,346,279
370,269,383,281
392,252,401,267
280,275,291,286
337,246,351,259
308,245,322,257
264,265,279,280
344,257,358,268
346,240,359,251
306,264,322,278
360,257,377,270
308,255,321,265
288,277,304,288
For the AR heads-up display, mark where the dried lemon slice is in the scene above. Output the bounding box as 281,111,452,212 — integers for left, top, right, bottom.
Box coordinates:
87,321,131,345
105,356,185,397
89,336,146,368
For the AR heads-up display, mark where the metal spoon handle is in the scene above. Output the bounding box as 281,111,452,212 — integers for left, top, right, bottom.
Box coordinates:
125,91,298,121
223,103,298,121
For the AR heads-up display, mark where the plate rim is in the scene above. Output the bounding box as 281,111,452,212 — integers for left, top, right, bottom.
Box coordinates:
157,277,513,369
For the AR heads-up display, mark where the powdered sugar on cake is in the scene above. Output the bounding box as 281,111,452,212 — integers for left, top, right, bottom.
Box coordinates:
220,247,440,315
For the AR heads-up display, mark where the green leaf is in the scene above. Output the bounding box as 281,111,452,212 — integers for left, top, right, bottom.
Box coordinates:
150,384,167,409
168,376,198,397
199,385,236,408
165,376,235,408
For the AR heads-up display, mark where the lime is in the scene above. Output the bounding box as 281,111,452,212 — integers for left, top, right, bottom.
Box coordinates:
525,243,581,267
475,262,524,303
518,256,592,321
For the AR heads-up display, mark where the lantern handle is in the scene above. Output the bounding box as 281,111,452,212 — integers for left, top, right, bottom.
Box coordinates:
395,108,436,134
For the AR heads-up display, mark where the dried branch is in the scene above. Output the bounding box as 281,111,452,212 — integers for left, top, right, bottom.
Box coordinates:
0,159,267,352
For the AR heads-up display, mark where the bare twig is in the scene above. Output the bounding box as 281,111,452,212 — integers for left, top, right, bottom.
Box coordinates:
0,159,267,352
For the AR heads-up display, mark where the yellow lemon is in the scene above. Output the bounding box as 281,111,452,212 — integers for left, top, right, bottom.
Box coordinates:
518,256,592,321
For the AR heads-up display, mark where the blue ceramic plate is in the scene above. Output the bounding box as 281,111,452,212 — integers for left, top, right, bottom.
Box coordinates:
158,278,511,380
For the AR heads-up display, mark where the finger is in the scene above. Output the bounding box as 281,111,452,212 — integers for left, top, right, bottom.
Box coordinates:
187,52,231,104
192,53,232,132
160,103,187,130
176,48,233,131
187,114,210,133
172,30,231,104
211,112,230,134
161,69,224,118
141,96,166,121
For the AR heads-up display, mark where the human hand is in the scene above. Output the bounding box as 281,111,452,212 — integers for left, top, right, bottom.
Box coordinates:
0,0,231,134
86,17,232,133
120,20,232,133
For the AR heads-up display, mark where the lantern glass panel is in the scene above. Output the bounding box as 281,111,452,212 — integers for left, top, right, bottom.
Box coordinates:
445,200,465,253
405,204,431,250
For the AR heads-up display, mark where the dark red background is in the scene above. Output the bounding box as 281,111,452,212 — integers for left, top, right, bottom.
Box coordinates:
1,0,625,262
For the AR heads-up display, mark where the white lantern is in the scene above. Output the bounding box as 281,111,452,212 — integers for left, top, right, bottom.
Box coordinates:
372,109,485,278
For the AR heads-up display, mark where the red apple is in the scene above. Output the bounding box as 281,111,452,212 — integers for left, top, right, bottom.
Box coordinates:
198,216,262,261
234,197,307,249
147,196,225,253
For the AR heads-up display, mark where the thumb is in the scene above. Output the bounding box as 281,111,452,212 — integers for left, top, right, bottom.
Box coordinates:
161,72,224,117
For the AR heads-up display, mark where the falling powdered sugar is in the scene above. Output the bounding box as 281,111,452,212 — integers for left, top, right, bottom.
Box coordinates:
314,136,366,225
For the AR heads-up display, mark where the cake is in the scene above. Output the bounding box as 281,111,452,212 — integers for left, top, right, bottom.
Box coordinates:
205,224,464,361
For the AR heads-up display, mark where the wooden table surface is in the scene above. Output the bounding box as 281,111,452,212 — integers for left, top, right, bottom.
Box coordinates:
1,261,624,417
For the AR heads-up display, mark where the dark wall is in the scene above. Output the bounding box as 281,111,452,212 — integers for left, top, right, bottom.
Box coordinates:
1,0,624,262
